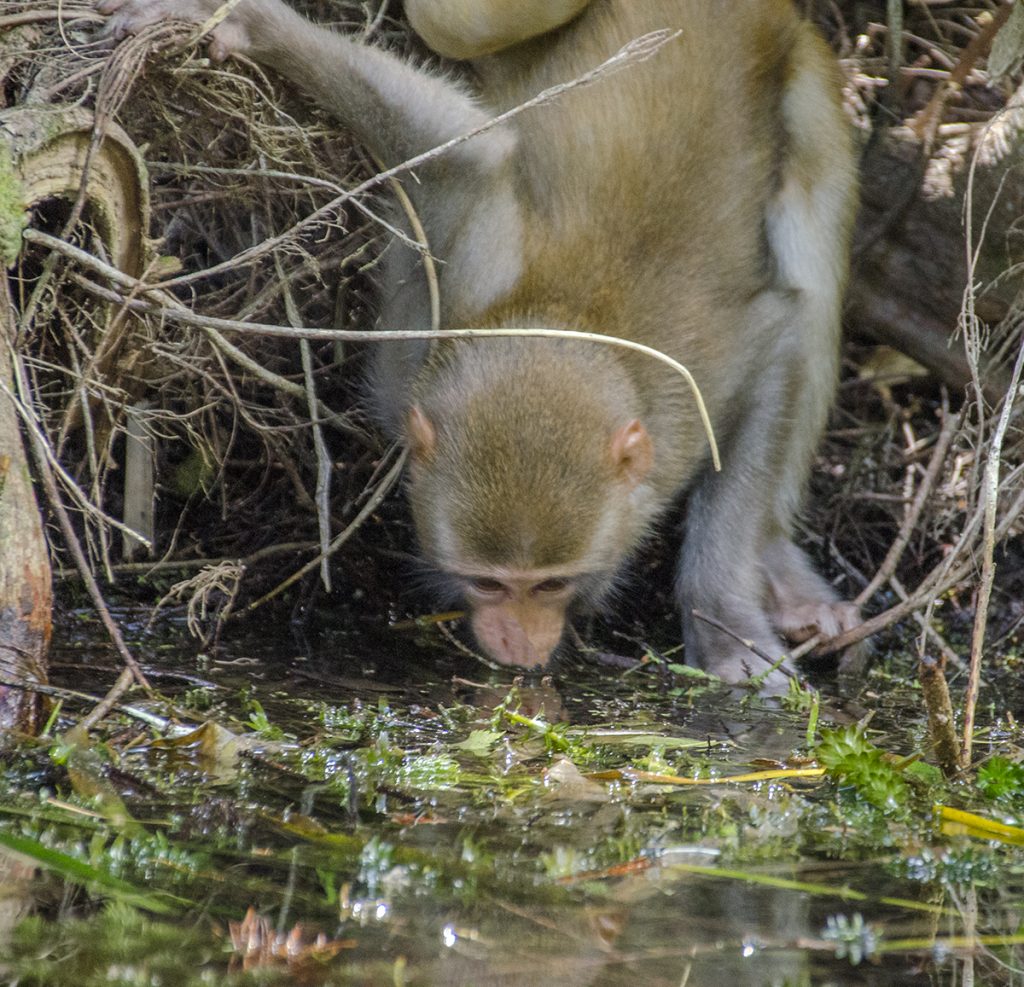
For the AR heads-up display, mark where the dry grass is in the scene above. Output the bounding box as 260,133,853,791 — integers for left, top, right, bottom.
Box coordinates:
6,0,406,599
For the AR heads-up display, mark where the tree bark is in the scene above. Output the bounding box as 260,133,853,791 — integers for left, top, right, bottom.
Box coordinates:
0,106,151,731
847,127,1024,401
0,283,50,734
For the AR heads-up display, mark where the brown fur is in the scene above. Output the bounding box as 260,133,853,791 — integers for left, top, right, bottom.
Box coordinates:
100,0,860,688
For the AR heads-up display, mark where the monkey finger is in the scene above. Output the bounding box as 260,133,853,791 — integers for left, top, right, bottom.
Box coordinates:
95,0,173,40
209,36,230,62
95,0,205,39
96,0,251,57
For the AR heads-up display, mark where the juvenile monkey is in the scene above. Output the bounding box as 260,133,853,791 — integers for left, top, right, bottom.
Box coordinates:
100,0,859,689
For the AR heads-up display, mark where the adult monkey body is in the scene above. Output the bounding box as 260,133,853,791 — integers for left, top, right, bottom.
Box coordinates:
100,0,859,690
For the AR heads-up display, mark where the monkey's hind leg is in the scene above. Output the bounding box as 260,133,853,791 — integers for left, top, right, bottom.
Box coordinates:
676,299,855,693
678,25,858,693
758,25,860,662
676,333,810,694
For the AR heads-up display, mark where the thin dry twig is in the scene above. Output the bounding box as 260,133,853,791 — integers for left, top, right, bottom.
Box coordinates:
242,444,407,612
962,336,1024,768
146,29,682,294
689,609,798,683
909,0,1016,151
855,396,957,606
27,229,724,470
891,575,967,673
78,667,136,733
13,359,152,695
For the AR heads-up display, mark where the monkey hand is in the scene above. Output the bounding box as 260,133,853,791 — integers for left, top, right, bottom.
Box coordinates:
96,0,292,61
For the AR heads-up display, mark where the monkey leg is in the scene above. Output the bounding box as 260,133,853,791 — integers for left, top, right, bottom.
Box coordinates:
676,355,806,693
677,340,857,692
745,21,861,671
405,0,591,59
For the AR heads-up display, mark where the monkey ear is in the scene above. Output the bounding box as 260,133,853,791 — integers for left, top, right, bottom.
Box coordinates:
609,419,653,487
406,404,437,463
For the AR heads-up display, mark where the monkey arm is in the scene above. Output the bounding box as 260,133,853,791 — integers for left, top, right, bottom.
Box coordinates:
99,0,513,175
245,11,513,173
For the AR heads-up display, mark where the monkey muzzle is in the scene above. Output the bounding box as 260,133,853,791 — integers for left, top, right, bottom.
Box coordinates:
470,600,566,668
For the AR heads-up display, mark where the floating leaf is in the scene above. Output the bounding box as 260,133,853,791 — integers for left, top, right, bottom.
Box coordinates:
454,729,503,756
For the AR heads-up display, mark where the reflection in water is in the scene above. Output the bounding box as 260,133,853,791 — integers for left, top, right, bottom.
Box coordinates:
366,864,957,985
0,851,34,957
423,875,814,986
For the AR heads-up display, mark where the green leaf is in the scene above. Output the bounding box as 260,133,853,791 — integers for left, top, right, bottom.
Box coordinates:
0,829,181,913
455,729,504,756
978,756,1024,803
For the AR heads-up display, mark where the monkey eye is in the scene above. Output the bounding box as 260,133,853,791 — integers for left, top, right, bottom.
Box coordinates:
533,578,570,594
467,577,505,595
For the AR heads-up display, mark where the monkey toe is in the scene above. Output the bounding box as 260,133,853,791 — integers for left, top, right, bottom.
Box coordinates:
97,0,182,40
206,23,251,60
774,600,859,645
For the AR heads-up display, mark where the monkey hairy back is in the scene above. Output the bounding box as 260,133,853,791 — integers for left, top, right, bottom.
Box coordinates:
382,0,860,684
475,1,791,282
414,0,850,501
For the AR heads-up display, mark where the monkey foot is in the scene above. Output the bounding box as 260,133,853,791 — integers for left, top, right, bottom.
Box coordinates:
774,599,860,648
775,599,870,694
697,647,794,698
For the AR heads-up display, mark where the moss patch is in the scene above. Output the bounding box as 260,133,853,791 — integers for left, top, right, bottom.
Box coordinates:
0,145,27,267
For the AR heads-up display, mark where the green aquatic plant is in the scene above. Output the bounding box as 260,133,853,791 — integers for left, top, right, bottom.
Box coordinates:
816,725,911,816
822,912,878,966
977,755,1024,808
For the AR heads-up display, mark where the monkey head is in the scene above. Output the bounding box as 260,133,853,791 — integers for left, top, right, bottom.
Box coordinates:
403,339,656,668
